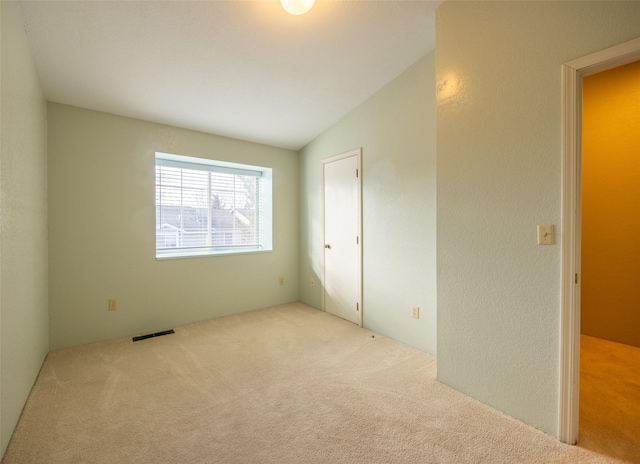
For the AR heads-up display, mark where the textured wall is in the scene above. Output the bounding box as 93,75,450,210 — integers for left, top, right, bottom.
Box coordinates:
48,104,299,350
299,53,437,354
0,2,50,455
581,60,640,348
436,1,640,436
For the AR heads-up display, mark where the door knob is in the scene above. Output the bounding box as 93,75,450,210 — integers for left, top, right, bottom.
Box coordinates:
325,244,331,249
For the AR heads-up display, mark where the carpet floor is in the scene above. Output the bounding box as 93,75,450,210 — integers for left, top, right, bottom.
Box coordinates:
579,335,640,463
1,303,632,463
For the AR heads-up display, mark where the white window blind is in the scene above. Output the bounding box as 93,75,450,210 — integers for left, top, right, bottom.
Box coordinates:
155,153,272,258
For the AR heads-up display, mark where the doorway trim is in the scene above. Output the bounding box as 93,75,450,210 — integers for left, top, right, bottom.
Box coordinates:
559,36,640,445
321,148,363,327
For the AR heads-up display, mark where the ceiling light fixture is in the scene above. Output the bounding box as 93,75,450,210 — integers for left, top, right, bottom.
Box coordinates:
280,0,315,15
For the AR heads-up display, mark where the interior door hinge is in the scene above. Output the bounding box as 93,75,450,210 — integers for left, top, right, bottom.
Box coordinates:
356,168,359,177
357,302,359,312
356,236,359,244
575,273,578,284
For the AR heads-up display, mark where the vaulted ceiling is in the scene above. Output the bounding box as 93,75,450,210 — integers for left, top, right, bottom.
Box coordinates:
19,1,441,150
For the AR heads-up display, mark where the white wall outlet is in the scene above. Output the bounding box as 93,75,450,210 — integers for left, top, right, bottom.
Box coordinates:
537,224,555,245
279,276,284,285
108,299,118,311
412,306,420,319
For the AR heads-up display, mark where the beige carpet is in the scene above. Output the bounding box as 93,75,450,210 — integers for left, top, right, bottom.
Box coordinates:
1,303,630,463
579,335,640,463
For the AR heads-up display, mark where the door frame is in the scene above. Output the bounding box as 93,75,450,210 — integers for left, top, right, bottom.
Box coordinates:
559,37,640,445
321,148,363,327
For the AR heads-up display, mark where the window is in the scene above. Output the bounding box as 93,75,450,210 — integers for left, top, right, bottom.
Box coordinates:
155,152,272,259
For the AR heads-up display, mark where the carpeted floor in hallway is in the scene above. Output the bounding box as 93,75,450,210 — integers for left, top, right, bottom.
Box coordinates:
579,334,640,463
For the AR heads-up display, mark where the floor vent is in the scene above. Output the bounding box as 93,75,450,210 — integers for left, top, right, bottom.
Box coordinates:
132,329,175,342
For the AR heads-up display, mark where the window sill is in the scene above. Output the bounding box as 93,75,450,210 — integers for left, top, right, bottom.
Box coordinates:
156,247,272,260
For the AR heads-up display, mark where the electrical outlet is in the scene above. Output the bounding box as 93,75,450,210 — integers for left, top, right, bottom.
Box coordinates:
412,306,420,319
310,278,315,287
108,299,118,311
279,277,284,285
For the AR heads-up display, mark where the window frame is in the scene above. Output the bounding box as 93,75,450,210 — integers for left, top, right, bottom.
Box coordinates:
155,152,272,260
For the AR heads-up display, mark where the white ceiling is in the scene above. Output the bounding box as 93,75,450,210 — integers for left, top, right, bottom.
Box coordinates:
19,0,441,151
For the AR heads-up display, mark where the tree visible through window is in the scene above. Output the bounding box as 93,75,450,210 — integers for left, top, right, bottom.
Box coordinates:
155,153,272,258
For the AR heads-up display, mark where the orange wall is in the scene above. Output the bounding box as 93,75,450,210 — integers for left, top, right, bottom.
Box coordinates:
581,60,640,348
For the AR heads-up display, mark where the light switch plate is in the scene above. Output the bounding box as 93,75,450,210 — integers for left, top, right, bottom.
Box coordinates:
537,224,555,245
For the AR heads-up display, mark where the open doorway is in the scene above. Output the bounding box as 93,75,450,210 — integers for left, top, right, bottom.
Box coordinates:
578,59,640,462
559,37,640,447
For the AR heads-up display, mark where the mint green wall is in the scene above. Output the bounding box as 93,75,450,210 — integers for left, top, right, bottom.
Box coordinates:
0,2,50,455
48,104,299,350
436,1,640,436
299,53,436,355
